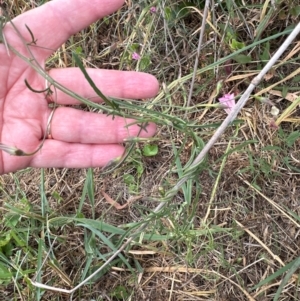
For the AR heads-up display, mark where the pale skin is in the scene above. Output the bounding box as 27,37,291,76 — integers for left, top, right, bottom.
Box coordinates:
0,0,158,174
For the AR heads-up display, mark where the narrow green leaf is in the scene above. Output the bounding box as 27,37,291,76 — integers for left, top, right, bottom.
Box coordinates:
219,140,258,161
36,238,44,301
48,217,126,235
274,257,300,301
282,85,288,98
86,168,95,219
251,257,299,291
261,145,282,151
72,52,119,110
78,223,134,272
40,169,48,217
282,205,300,222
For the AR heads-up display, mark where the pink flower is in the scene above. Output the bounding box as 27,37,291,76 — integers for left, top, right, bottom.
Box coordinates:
150,7,157,13
132,52,141,60
218,93,235,114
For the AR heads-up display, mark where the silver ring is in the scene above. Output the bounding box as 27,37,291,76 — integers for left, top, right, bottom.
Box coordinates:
47,107,56,139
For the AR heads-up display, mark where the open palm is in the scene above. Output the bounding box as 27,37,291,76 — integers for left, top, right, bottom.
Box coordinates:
0,0,158,174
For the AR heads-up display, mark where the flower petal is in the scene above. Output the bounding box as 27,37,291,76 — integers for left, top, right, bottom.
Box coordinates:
218,93,235,114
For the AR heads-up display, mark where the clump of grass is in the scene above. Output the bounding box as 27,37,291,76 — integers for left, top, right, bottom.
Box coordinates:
1,1,300,301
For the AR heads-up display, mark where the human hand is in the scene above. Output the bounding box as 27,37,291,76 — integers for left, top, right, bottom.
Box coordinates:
0,0,158,174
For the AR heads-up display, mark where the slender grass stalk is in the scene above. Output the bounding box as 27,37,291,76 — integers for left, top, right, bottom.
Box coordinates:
186,0,210,110
166,22,300,202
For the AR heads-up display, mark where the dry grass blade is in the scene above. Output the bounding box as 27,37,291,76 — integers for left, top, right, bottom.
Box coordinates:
241,178,300,228
186,0,210,110
235,220,285,267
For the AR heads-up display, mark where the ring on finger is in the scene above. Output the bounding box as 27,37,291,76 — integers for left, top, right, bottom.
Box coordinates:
47,107,56,139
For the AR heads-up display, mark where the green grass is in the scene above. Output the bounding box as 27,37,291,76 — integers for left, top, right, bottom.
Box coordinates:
1,0,300,300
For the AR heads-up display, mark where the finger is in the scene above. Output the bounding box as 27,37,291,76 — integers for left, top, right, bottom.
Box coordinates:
46,107,156,143
30,141,125,169
48,68,159,105
7,0,124,58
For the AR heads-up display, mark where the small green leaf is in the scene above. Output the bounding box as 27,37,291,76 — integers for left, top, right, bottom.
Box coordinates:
164,7,172,21
232,54,251,64
52,191,62,203
110,285,129,299
4,214,20,227
0,232,11,247
0,262,12,281
230,39,245,50
286,131,300,148
129,43,139,52
142,144,158,157
289,6,300,17
76,212,85,218
75,46,82,54
103,16,110,25
139,55,151,71
291,75,300,83
259,41,270,61
2,241,13,257
136,163,144,177
123,174,135,185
